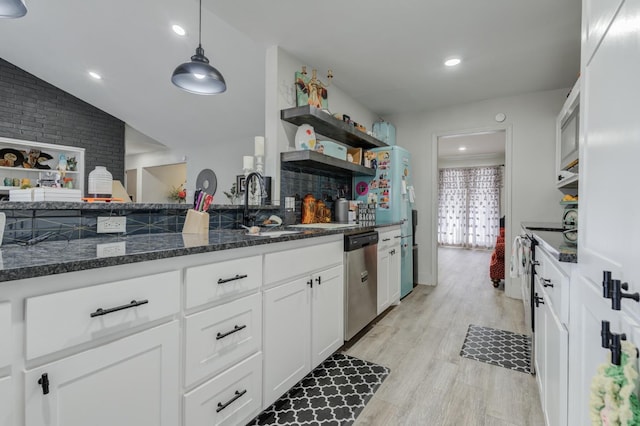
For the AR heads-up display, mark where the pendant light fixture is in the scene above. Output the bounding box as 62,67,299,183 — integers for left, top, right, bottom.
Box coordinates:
0,0,27,18
171,0,226,95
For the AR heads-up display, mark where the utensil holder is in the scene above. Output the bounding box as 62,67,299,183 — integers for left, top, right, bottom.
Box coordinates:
182,209,210,234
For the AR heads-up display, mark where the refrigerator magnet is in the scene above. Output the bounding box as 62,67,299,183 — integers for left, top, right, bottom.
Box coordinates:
355,181,369,196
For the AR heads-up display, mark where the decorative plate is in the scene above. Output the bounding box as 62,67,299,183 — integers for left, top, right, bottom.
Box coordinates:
34,152,53,169
0,148,25,167
295,124,316,151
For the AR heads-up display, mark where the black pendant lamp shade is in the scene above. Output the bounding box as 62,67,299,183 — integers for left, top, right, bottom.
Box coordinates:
171,0,226,95
0,0,27,18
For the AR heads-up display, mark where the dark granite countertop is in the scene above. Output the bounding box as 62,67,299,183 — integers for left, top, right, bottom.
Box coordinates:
0,201,280,211
0,222,400,283
531,229,577,264
521,222,564,232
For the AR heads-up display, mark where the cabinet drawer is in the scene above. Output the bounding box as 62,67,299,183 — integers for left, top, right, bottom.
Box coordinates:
25,271,180,360
377,227,401,251
0,302,10,368
184,352,262,426
536,248,569,325
185,293,262,387
185,255,262,309
264,241,342,285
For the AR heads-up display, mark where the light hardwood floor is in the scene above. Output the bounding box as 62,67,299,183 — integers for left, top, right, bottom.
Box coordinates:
344,247,545,425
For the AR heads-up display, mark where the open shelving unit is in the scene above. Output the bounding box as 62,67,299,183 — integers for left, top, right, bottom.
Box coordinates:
281,151,376,177
281,105,387,150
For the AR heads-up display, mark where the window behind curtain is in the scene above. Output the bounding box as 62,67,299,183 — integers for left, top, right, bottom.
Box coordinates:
438,166,503,248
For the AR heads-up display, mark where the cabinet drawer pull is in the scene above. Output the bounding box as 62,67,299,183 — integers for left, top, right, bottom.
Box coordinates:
394,235,402,239
542,278,553,288
382,238,391,242
216,324,247,340
534,292,544,308
217,274,248,284
315,276,322,285
38,373,50,395
216,389,247,413
90,299,148,318
390,249,396,255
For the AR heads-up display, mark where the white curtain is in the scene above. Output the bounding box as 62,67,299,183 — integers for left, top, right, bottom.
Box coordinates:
438,166,503,248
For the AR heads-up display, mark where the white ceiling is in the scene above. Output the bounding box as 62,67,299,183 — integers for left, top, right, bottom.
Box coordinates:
0,0,581,154
438,131,506,159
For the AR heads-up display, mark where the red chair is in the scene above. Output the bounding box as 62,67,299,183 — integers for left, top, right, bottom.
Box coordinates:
490,227,505,287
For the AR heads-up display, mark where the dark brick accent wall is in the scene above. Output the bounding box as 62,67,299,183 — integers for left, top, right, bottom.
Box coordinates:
0,58,125,189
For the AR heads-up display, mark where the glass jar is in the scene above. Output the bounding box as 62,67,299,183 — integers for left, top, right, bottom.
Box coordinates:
88,166,113,198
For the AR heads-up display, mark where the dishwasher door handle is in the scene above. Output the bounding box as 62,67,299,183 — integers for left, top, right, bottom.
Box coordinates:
361,271,368,283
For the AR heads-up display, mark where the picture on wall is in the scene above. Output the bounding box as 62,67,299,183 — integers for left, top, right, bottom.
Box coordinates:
295,71,328,109
236,175,246,195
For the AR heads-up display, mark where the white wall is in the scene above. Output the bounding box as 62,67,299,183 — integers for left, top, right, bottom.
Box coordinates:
125,128,254,205
438,153,505,168
264,46,379,203
391,88,567,298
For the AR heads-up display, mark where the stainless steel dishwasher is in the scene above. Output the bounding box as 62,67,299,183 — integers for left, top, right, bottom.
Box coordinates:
344,230,378,340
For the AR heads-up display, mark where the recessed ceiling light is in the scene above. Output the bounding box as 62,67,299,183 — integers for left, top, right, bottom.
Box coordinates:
88,71,102,80
445,58,461,67
172,24,186,36
458,146,467,151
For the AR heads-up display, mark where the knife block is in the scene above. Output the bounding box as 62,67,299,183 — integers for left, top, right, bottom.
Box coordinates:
182,209,209,235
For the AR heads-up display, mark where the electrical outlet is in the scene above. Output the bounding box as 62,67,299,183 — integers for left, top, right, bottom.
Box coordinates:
97,216,126,233
96,242,126,258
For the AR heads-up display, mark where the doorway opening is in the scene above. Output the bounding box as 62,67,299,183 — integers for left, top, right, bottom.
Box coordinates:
431,127,511,289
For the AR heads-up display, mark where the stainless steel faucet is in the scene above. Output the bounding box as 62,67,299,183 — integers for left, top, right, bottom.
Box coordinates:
243,172,266,227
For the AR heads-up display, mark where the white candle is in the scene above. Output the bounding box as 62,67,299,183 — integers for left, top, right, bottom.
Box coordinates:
243,155,254,170
254,136,265,157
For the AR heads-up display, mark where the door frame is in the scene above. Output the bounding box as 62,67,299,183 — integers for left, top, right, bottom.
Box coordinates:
430,124,513,288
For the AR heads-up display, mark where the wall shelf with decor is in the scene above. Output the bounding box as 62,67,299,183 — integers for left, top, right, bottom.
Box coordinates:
281,151,376,177
0,136,85,196
281,105,387,149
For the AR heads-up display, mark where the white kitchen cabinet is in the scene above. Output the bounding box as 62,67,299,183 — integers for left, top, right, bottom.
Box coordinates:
185,255,262,310
184,292,262,387
311,264,344,368
376,227,401,314
0,376,13,426
184,352,262,426
534,280,568,426
263,276,311,409
25,270,180,360
263,241,344,409
569,0,640,422
24,321,179,426
0,302,10,368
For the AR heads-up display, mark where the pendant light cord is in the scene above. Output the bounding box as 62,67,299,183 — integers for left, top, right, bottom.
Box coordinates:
198,0,202,48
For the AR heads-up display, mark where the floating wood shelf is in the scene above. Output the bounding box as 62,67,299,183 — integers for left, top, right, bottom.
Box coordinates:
281,151,376,176
281,105,387,149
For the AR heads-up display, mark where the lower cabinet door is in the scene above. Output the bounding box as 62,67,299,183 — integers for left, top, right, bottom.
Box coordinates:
24,321,179,426
376,249,390,315
0,376,13,426
263,277,311,409
388,245,401,304
544,301,568,426
311,265,344,368
184,352,262,426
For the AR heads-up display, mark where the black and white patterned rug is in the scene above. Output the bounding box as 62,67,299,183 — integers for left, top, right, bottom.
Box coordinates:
247,353,389,425
459,324,531,374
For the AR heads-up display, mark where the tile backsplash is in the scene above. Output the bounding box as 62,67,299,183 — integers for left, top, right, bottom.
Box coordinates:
280,165,352,223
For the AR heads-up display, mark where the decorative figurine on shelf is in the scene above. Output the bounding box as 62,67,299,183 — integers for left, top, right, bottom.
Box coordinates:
57,153,67,185
66,156,77,172
295,66,332,109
